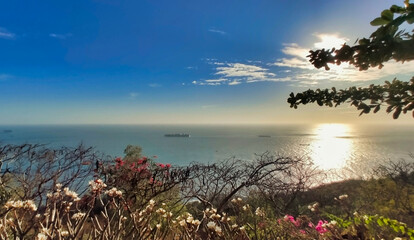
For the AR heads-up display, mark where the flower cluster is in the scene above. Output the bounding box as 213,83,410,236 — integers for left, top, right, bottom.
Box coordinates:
308,202,319,212
89,179,107,193
284,215,300,227
105,187,123,198
335,194,348,201
4,200,37,211
255,207,265,217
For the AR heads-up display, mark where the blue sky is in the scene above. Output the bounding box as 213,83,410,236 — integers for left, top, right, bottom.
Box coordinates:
0,0,412,124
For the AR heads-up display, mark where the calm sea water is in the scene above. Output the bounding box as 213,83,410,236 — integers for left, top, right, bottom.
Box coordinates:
0,124,413,176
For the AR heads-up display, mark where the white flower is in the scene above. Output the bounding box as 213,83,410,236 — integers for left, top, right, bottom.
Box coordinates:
156,224,161,229
156,208,166,214
255,207,265,217
207,221,216,230
192,219,201,226
210,213,221,220
71,212,86,221
338,194,348,200
60,230,69,237
105,187,122,198
64,187,80,201
36,233,48,240
186,215,194,223
89,179,107,193
215,226,222,234
5,200,37,211
242,204,250,211
23,200,37,211
179,219,186,227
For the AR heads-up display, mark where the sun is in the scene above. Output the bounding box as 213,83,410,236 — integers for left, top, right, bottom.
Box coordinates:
310,124,354,170
313,34,349,50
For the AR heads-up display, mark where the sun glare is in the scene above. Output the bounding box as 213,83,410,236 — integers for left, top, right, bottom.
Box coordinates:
310,124,353,170
313,34,348,50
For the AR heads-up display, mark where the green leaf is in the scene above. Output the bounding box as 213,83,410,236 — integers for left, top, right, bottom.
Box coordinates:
390,5,404,13
377,218,384,226
406,13,414,24
371,17,389,26
381,9,394,22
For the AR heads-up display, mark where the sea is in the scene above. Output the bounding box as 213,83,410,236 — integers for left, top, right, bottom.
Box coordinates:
0,124,413,179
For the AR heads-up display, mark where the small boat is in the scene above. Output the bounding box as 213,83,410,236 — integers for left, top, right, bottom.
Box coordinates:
258,135,271,138
164,133,190,137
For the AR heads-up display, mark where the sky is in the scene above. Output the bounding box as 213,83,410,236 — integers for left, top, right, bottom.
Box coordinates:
0,0,413,125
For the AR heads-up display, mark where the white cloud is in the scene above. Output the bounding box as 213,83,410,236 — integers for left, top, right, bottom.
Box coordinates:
228,80,241,85
216,63,276,79
148,83,162,87
205,78,227,83
208,28,227,35
0,28,15,39
313,33,349,49
273,33,414,86
49,33,72,39
193,62,288,86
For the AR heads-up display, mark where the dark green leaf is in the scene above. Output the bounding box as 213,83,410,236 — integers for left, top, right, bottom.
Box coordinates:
381,9,394,22
371,17,389,26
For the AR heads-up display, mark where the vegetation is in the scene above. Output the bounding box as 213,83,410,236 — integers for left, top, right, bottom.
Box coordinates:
288,0,414,119
0,143,413,239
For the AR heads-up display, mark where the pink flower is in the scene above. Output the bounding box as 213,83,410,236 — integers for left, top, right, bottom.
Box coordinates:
115,157,124,168
166,164,171,168
315,220,328,234
284,215,300,226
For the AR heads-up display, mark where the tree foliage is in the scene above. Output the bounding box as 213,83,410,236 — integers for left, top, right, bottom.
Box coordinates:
288,1,414,119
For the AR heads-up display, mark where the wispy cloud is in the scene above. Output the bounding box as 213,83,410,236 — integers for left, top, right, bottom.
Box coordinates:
186,66,198,70
129,92,139,99
272,33,414,86
194,62,288,86
148,83,162,88
0,28,15,39
208,28,227,35
49,33,72,39
0,74,12,81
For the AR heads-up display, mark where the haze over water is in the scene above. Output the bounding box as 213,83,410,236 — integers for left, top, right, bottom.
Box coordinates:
1,124,412,178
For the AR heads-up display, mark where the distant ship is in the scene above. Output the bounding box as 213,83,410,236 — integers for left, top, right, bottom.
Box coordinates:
258,135,271,138
3,130,12,133
164,133,190,137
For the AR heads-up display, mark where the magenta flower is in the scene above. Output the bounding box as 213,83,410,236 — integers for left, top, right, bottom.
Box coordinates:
315,220,328,234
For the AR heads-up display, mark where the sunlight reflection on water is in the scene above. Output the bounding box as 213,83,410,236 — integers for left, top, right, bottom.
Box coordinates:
309,124,354,170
